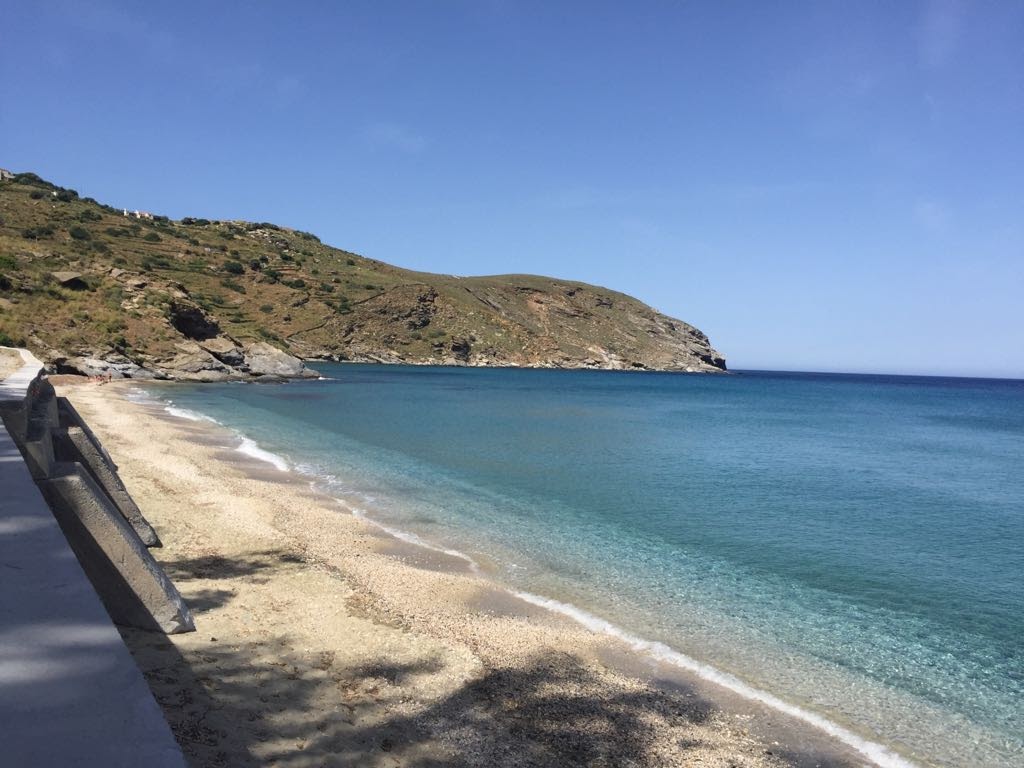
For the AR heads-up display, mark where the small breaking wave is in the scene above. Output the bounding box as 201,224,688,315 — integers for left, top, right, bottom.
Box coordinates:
134,390,289,471
344,501,480,572
165,404,221,424
124,389,222,425
511,590,918,768
235,436,290,472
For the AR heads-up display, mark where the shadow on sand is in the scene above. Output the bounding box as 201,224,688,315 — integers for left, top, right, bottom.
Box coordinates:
119,549,857,768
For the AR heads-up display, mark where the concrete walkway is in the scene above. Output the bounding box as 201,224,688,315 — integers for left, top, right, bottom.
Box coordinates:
0,349,185,767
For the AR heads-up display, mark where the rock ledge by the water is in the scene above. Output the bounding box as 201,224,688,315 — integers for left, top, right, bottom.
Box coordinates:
243,341,317,378
52,340,317,382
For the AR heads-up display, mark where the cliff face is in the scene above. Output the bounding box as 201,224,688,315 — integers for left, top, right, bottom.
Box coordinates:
0,172,726,379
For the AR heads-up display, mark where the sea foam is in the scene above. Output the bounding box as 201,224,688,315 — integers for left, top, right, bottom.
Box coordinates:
158,397,287,471
165,404,220,424
343,501,480,572
511,590,918,768
235,436,290,472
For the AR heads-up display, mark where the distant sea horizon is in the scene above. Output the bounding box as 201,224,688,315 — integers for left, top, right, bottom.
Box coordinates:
733,367,1024,382
136,364,1024,768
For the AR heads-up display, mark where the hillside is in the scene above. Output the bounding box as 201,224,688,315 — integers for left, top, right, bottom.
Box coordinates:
0,171,726,380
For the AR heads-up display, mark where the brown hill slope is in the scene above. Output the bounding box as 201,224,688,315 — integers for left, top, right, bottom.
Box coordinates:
0,171,726,379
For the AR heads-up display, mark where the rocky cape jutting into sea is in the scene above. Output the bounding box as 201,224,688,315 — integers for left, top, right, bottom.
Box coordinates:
0,171,725,380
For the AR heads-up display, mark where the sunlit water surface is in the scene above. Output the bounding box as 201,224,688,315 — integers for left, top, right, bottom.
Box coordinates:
141,365,1024,767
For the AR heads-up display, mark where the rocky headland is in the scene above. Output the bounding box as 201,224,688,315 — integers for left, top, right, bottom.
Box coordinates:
0,171,726,380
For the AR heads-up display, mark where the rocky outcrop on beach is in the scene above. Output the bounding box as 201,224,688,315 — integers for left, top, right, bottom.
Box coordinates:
44,282,317,381
54,338,316,382
0,171,726,377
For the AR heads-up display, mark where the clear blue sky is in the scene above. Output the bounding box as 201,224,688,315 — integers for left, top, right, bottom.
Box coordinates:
3,2,1022,377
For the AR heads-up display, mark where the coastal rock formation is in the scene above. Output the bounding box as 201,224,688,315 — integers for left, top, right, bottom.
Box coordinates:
0,171,727,377
167,300,221,340
243,341,317,378
55,354,162,380
199,336,245,366
159,341,234,381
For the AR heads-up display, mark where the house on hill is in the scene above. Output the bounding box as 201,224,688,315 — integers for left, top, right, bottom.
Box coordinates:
0,168,15,181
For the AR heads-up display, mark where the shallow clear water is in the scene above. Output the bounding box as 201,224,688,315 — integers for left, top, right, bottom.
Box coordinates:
145,365,1024,767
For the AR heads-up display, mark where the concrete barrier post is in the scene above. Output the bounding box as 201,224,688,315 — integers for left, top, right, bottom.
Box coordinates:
52,426,162,547
38,463,195,634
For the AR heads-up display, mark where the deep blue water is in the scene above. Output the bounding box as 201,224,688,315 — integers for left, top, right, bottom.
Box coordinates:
143,365,1024,767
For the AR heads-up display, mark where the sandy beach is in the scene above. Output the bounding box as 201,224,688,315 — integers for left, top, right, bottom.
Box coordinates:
59,380,866,768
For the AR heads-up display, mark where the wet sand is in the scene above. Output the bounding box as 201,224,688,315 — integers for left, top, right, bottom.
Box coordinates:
62,381,872,768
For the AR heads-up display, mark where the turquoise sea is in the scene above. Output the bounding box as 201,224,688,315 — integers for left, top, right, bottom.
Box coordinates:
140,365,1024,767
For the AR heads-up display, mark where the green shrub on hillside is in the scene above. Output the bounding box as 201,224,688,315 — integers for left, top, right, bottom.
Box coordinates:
101,317,126,333
0,330,26,347
284,278,306,289
144,232,162,242
223,260,245,275
22,225,54,239
195,293,225,310
140,256,171,271
256,327,285,343
259,304,274,313
13,172,51,187
69,226,91,240
103,286,124,306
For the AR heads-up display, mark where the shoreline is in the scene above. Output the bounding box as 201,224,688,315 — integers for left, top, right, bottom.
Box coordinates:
62,379,894,767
